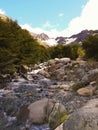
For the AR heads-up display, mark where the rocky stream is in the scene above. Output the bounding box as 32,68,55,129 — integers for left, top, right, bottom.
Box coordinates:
0,58,98,130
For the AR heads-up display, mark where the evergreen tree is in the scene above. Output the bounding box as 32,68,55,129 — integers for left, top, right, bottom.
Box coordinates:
82,35,98,61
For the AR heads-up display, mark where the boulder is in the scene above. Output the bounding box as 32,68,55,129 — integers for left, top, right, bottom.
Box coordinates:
77,85,96,96
24,98,67,129
63,98,98,130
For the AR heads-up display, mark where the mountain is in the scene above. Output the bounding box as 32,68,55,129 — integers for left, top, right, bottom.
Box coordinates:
55,29,98,44
55,36,66,44
30,29,98,46
70,29,98,42
30,32,49,41
35,33,49,41
55,36,77,44
30,32,58,46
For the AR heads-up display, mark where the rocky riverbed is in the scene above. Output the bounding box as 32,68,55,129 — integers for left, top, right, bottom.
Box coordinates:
0,58,98,130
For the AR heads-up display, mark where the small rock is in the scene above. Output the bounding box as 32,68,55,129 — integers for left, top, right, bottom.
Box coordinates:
77,85,96,96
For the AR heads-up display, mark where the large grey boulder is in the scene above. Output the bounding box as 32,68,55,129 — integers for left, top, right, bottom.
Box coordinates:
63,98,98,130
25,98,67,130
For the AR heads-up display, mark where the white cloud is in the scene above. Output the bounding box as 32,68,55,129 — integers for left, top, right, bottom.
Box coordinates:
58,13,64,17
20,0,98,38
0,9,5,14
64,0,98,36
21,23,61,38
21,24,44,34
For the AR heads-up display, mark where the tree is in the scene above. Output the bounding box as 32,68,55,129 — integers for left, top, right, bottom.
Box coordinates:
82,35,98,61
0,17,50,74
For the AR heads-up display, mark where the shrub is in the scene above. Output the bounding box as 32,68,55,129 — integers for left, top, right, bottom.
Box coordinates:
71,82,89,91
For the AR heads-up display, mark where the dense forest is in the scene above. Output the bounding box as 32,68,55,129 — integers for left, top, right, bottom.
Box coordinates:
0,17,98,75
0,18,50,74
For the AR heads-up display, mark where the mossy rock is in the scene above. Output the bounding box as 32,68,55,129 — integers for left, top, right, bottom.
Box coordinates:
49,112,68,130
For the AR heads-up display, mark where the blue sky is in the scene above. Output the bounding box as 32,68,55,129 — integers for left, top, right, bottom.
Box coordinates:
0,0,98,37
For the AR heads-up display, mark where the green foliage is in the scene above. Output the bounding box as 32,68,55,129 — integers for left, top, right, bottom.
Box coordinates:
49,43,83,60
0,18,50,74
82,35,98,61
69,43,80,59
49,44,64,58
77,46,85,57
71,82,89,91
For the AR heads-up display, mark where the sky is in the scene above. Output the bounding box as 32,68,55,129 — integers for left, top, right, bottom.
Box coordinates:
0,0,98,38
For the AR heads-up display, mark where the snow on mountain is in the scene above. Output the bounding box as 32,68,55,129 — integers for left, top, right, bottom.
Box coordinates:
66,38,77,44
43,38,58,46
30,29,98,46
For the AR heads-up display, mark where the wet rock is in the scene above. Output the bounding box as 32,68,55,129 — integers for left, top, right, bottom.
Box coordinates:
39,78,52,88
0,112,8,130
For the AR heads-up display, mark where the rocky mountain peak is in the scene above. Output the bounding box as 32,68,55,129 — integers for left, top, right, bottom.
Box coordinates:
55,29,98,44
70,29,98,42
29,29,98,46
36,33,49,41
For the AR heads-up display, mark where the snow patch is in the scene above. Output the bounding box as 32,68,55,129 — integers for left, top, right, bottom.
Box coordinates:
44,38,58,46
66,38,77,44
